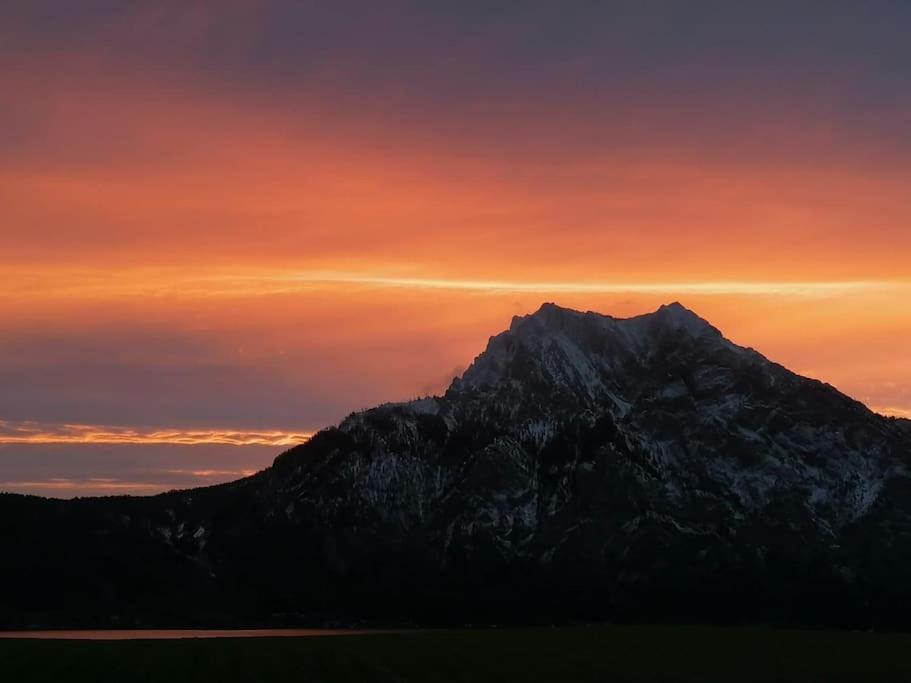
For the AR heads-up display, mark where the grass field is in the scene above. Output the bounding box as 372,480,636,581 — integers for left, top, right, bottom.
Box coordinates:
3,625,911,682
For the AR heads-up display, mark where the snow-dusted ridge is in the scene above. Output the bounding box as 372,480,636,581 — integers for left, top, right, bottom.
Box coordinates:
327,301,906,569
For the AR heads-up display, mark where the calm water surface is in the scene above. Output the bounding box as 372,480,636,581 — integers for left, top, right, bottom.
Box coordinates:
0,629,394,640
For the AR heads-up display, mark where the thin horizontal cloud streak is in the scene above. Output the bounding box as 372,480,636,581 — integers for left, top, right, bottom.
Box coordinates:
218,274,907,298
0,469,258,495
0,420,311,447
0,479,164,494
0,442,281,498
6,268,910,299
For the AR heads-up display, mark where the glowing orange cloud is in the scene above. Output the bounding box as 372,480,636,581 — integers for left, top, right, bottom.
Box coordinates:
4,266,907,300
0,474,257,498
0,421,311,447
0,480,164,493
3,71,911,284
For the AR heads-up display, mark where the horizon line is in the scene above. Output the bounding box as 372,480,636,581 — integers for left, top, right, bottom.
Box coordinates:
1,402,908,448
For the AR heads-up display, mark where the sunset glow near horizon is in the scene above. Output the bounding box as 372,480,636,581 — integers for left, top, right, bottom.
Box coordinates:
3,2,910,496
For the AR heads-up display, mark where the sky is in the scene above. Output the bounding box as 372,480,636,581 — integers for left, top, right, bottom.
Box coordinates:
2,1,910,497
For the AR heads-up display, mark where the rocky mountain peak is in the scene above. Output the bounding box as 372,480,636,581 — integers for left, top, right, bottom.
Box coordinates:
450,302,729,396
652,301,720,336
3,302,911,629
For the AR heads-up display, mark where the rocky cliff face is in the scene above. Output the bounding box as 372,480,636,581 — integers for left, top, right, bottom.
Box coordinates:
3,303,911,627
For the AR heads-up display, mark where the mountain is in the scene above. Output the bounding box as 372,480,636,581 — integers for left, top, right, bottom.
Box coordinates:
2,302,911,628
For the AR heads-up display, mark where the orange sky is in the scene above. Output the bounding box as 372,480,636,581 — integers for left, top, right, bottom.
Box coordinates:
4,72,911,281
2,1,910,496
3,76,908,420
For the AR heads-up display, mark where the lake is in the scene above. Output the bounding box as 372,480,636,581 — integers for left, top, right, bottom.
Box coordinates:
0,628,390,640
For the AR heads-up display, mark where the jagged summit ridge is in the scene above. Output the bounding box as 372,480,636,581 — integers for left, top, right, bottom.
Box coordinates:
653,301,722,335
511,300,715,334
450,301,734,396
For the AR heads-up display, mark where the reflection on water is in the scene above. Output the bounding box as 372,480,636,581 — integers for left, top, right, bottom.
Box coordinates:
0,629,393,640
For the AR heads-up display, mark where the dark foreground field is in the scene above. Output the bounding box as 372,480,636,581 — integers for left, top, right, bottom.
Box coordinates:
3,626,911,682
